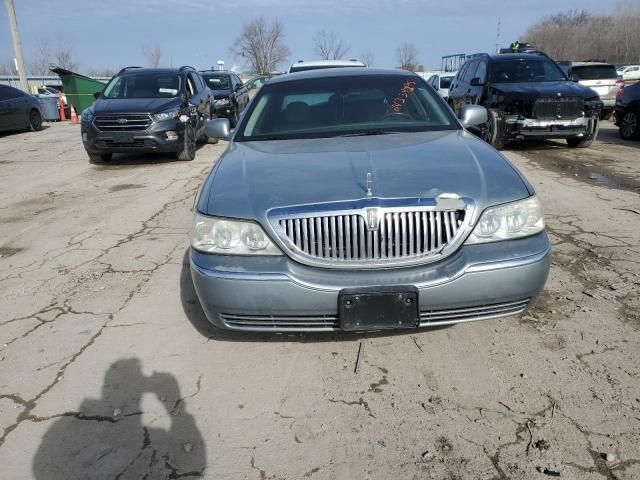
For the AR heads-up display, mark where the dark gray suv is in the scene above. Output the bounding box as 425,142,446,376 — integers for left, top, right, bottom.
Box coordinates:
81,66,212,162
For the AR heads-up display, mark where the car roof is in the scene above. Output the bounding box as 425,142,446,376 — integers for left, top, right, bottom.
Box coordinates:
568,62,614,67
199,70,234,75
487,53,552,62
290,59,366,69
270,67,419,84
119,67,187,75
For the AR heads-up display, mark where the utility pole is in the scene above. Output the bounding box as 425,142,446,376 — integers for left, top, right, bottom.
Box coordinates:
5,0,29,92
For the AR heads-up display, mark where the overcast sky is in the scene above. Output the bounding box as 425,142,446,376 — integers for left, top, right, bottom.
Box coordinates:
0,0,621,74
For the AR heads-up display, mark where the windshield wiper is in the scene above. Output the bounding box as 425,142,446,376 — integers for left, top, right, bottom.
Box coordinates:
337,130,401,138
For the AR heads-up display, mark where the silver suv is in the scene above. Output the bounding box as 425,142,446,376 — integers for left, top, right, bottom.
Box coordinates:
560,62,623,120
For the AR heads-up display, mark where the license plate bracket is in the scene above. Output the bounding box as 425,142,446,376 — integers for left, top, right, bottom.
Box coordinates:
111,132,134,143
339,286,418,331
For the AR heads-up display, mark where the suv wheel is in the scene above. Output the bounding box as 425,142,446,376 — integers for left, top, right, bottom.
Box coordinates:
567,118,599,148
177,124,196,161
619,109,640,140
483,109,505,149
87,152,112,163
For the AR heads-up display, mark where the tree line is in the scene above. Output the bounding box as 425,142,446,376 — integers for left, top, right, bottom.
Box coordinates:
522,4,640,64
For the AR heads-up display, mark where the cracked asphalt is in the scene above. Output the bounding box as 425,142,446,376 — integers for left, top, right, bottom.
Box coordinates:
0,121,639,479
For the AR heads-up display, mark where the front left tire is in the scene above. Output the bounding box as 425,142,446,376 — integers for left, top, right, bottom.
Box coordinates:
567,117,599,148
176,124,196,161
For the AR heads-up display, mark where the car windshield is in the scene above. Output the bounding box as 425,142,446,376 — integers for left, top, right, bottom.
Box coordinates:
440,76,454,89
572,65,618,80
490,58,567,83
102,73,181,99
236,74,458,141
203,74,231,90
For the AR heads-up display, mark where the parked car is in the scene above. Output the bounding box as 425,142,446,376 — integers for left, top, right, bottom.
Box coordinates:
81,66,212,162
288,59,366,73
617,65,640,82
190,68,550,333
0,85,43,132
37,86,67,105
614,81,640,140
559,62,623,119
448,52,603,149
245,74,275,91
426,72,456,99
199,70,249,127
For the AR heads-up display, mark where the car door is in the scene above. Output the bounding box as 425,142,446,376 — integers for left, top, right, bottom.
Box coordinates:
1,86,28,129
451,60,476,113
466,60,487,105
0,87,11,130
187,73,207,129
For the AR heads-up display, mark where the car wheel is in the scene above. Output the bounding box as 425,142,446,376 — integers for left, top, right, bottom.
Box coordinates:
619,109,640,140
87,152,112,163
29,109,43,131
483,109,505,149
600,110,613,121
567,118,599,148
176,124,196,161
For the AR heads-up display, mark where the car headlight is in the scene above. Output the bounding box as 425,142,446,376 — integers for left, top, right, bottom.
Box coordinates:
214,98,231,107
465,196,544,244
191,214,282,255
152,110,179,121
82,109,94,122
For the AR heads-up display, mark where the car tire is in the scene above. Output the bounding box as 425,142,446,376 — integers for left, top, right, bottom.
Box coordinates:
567,117,599,148
600,110,613,121
483,109,505,150
618,109,640,140
29,109,43,131
176,124,197,161
87,152,112,163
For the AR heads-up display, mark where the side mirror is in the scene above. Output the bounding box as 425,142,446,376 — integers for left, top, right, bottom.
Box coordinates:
470,77,484,87
571,73,580,82
205,118,231,140
93,91,101,99
459,105,488,134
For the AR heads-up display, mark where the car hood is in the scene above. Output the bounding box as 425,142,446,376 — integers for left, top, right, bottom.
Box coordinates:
92,97,182,114
198,130,532,224
492,81,598,100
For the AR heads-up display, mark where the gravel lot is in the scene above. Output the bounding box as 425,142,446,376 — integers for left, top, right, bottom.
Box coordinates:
0,121,638,479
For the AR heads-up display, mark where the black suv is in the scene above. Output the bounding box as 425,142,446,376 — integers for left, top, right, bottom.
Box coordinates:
199,70,249,127
82,66,213,162
448,53,603,149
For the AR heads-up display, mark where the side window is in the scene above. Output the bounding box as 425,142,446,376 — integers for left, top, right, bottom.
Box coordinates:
188,74,200,94
474,61,487,83
462,60,478,83
456,63,469,83
194,73,205,91
185,75,196,97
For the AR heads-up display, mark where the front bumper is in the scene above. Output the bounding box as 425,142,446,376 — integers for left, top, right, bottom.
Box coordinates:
503,115,597,140
81,118,186,154
190,232,551,332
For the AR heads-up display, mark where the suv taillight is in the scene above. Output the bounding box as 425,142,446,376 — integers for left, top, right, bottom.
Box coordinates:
616,84,625,98
616,79,625,89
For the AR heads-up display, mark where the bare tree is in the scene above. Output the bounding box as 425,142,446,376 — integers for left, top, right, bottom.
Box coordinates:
313,30,350,60
142,44,162,68
28,43,53,75
396,42,420,71
360,51,375,67
87,67,117,77
230,17,290,74
522,4,640,63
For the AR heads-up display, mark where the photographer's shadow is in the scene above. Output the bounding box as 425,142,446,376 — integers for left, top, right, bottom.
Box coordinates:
33,358,206,479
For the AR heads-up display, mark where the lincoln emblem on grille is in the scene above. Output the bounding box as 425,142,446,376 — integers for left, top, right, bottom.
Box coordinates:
366,172,373,197
117,118,128,124
365,208,379,231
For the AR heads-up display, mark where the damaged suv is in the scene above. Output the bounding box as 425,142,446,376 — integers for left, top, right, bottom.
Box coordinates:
82,66,212,162
449,53,603,149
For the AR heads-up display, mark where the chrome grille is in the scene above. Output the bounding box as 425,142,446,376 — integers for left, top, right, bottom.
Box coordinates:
93,114,152,132
420,298,530,325
276,208,465,266
221,313,338,330
534,97,583,121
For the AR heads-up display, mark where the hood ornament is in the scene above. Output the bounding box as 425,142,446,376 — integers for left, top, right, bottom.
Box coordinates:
366,172,373,197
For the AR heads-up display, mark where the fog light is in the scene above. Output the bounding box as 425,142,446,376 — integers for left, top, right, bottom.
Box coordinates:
165,131,178,141
82,132,88,142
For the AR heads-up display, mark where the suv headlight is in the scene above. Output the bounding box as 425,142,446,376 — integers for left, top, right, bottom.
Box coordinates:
82,109,94,122
152,109,179,121
191,214,282,255
465,196,544,244
214,98,230,107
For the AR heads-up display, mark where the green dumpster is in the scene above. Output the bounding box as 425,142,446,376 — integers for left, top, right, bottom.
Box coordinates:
50,67,108,114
